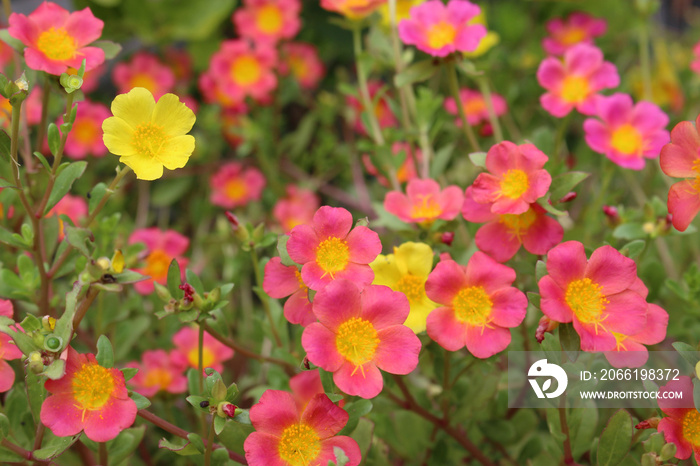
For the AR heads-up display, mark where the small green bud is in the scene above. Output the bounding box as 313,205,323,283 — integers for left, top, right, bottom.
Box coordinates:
154,282,172,302
27,351,44,373
44,334,62,352
660,442,677,461
207,287,221,303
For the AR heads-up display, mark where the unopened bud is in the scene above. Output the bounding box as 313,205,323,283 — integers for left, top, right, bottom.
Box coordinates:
558,192,577,203
635,417,660,430
154,282,172,302
535,316,558,343
602,205,620,224
441,232,455,247
659,442,677,461
96,257,111,272
479,123,493,138
27,351,44,373
225,212,240,230
217,401,237,418
44,334,62,352
42,315,56,332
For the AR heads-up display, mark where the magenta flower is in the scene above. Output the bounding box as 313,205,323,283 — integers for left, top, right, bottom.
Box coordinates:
125,349,188,398
233,0,301,44
8,2,105,75
657,376,700,462
280,42,325,90
583,93,669,170
444,87,507,127
538,241,648,352
398,0,486,57
384,178,464,224
61,99,110,159
112,52,176,99
537,43,619,117
425,254,527,358
263,257,314,327
470,141,552,215
171,327,234,373
542,12,607,56
0,300,22,392
128,228,189,295
244,390,361,466
462,186,563,262
287,206,382,291
302,280,421,399
210,162,266,209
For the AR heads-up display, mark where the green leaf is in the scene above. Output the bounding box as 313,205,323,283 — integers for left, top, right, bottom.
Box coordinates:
536,197,567,216
535,260,548,282
130,391,151,410
549,172,590,203
672,342,700,367
0,130,10,161
121,367,138,381
92,40,122,59
25,369,45,423
108,425,146,465
214,415,227,435
338,399,372,436
33,151,51,172
167,259,183,299
619,240,645,259
42,359,66,380
0,413,8,439
96,335,114,368
612,223,646,241
559,323,580,361
33,434,80,460
0,29,24,53
63,224,93,257
394,59,438,87
430,144,454,178
597,409,633,466
158,437,202,456
165,0,237,41
468,152,487,169
185,269,204,295
44,161,87,214
88,182,107,215
187,433,205,453
47,123,61,156
277,235,296,267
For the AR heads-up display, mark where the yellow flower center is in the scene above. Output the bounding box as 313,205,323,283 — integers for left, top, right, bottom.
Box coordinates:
143,367,173,391
564,278,609,327
683,410,700,446
72,119,99,145
224,178,247,202
560,75,590,104
499,207,537,238
452,286,492,326
257,4,283,34
500,169,529,199
187,346,215,369
132,122,168,160
394,274,427,304
315,237,350,276
559,27,586,46
464,97,486,116
610,124,643,155
129,74,158,94
426,22,457,50
278,423,321,466
410,195,442,221
144,249,171,281
231,55,262,86
37,27,77,61
289,56,308,80
335,317,379,366
72,363,115,412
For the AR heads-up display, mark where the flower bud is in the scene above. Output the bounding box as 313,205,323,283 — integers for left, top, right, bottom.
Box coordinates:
558,192,577,203
154,282,172,302
217,401,237,418
42,315,56,332
659,442,677,461
441,232,455,246
635,417,660,430
44,334,63,352
535,315,558,343
27,351,44,373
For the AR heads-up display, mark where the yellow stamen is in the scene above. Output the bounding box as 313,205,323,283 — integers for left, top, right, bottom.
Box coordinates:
426,22,457,49
187,346,215,369
452,286,493,327
335,317,379,369
72,363,115,420
143,249,171,281
410,195,442,221
224,178,247,202
394,274,427,304
683,410,700,446
565,278,609,333
610,124,643,155
256,4,283,34
231,55,262,86
500,169,529,199
499,207,537,240
143,368,173,391
132,122,168,160
691,160,700,193
315,237,350,276
278,423,321,466
37,27,76,61
559,27,586,46
560,75,590,104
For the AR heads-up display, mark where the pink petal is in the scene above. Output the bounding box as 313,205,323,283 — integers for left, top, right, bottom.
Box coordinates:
263,257,300,299
41,393,85,437
630,101,669,132
658,376,695,415
437,186,464,220
162,231,189,256
660,121,700,178
601,290,649,336
465,325,511,358
301,393,349,438
360,285,410,329
374,326,421,374
82,397,137,442
539,275,574,323
668,181,700,232
311,279,361,329
464,251,516,293
604,344,649,369
585,245,638,295
313,206,353,240
287,225,320,264
536,58,565,90
426,307,468,351
540,93,573,118
485,141,519,176
300,261,331,291
64,7,103,47
346,226,382,264
244,433,288,466
302,323,345,372
462,187,497,223
583,118,610,154
565,44,603,76
319,436,362,466
489,288,528,328
545,241,587,288
632,304,668,345
333,361,383,399
384,191,412,221
597,93,633,127
249,390,299,437
522,214,564,256
658,417,693,460
333,263,375,289
425,260,467,305
0,360,15,392
471,173,502,205
474,221,521,263
289,370,323,407
573,318,616,351
284,290,315,327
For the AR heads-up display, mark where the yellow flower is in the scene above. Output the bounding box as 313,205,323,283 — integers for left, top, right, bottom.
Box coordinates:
370,242,438,333
102,87,195,181
378,0,421,29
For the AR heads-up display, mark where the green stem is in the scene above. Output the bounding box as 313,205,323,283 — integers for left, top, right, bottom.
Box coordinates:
475,75,503,142
34,77,51,153
203,415,216,466
445,61,480,153
638,20,652,101
198,323,204,392
552,113,572,164
558,396,574,465
441,350,451,421
250,248,283,347
352,24,385,147
98,442,108,466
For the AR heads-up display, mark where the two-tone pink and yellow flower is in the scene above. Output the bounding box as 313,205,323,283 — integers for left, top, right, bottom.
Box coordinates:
537,43,619,117
660,115,700,232
538,241,648,352
0,300,21,392
112,52,176,99
233,0,301,44
321,0,386,19
125,349,188,398
287,206,382,291
398,0,486,57
40,347,137,442
8,2,105,75
462,186,563,262
210,162,266,209
542,12,607,56
263,257,314,327
302,280,421,398
128,228,189,295
273,185,320,234
384,178,463,224
244,389,361,466
583,93,669,170
657,376,700,463
470,141,552,215
171,326,234,373
280,42,325,90
61,100,110,159
363,142,421,187
444,87,507,129
425,254,527,358
48,194,88,239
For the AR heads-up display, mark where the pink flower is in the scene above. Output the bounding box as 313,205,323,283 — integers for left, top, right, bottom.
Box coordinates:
384,178,464,224
273,185,320,234
60,99,110,159
660,115,700,231
604,302,668,368
280,42,325,90
171,326,234,373
233,0,301,44
470,141,552,215
657,377,700,462
263,257,314,327
210,162,266,209
48,194,88,239
321,0,386,19
112,52,176,99
537,43,620,117
0,33,13,69
398,0,486,57
8,2,104,75
302,280,421,398
542,12,607,56
363,142,421,187
538,241,648,352
201,39,277,104
287,206,382,291
0,300,22,392
462,186,563,262
40,347,137,442
425,254,527,358
346,81,397,136
583,93,669,170
128,228,189,295
125,350,187,398
444,87,507,127
245,389,361,465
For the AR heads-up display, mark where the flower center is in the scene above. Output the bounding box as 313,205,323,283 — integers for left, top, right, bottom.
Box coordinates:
315,237,350,275
500,169,530,199
452,286,492,326
231,55,262,86
143,367,173,391
278,423,321,466
335,317,379,366
394,274,427,304
72,363,115,411
72,119,99,145
560,75,590,103
559,27,587,46
426,22,457,50
187,346,215,369
132,122,168,160
410,195,442,221
683,410,700,446
610,124,643,155
224,178,247,202
565,278,609,325
257,4,283,34
129,74,158,94
144,249,171,281
37,27,77,61
464,97,487,117
289,56,308,79
499,207,537,237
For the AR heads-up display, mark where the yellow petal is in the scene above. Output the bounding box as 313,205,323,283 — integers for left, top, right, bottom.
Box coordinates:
394,242,434,278
158,135,195,170
404,300,437,334
102,116,136,156
120,153,163,181
111,87,155,128
151,93,196,137
370,254,402,286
